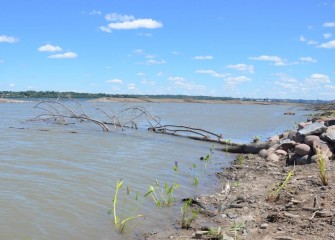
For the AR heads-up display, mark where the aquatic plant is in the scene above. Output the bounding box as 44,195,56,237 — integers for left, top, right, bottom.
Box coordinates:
145,162,180,207
268,169,294,201
316,149,328,186
108,179,143,233
200,144,215,171
190,163,199,186
181,199,199,229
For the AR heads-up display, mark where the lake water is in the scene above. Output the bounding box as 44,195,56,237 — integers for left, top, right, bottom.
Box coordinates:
0,101,313,239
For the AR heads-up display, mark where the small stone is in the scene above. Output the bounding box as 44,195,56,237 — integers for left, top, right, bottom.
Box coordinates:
258,149,268,158
260,223,268,229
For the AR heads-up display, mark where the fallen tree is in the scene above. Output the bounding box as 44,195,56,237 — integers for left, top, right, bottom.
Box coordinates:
27,98,272,154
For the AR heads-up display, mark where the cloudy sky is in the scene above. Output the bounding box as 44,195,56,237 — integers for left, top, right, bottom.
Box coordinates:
0,0,334,100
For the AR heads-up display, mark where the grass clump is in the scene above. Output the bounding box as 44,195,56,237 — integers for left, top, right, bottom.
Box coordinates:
109,179,144,233
190,163,199,185
181,199,199,229
268,169,294,201
316,149,328,186
200,144,215,171
236,154,244,165
145,162,180,207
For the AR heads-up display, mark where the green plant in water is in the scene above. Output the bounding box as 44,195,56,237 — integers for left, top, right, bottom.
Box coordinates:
190,163,199,185
109,179,144,233
200,144,215,171
145,162,180,207
316,149,328,186
181,199,199,229
268,169,294,201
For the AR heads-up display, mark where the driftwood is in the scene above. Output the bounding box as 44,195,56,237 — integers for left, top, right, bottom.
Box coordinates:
28,98,271,154
219,142,273,154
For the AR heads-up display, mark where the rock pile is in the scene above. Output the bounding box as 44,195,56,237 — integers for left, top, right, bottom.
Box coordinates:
259,118,335,165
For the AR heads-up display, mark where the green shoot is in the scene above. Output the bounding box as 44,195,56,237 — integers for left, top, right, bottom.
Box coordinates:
268,169,294,201
316,149,328,186
109,179,143,233
200,144,215,171
145,162,180,207
190,163,199,185
181,199,199,229
236,155,244,165
230,221,245,240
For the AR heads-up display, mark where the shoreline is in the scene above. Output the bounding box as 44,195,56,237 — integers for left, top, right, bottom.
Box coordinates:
142,105,335,240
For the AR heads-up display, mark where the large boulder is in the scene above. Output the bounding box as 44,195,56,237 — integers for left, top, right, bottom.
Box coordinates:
321,125,335,143
304,135,321,147
295,143,311,156
267,153,280,162
298,122,327,136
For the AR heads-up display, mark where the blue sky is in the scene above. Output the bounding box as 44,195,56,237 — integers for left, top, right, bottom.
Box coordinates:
0,0,335,100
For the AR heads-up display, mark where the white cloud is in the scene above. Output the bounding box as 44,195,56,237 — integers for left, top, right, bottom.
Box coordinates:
106,79,123,84
146,59,166,65
108,19,162,30
100,26,111,33
168,76,206,91
323,22,335,27
9,83,15,88
133,49,144,55
318,40,335,48
89,10,102,15
249,55,286,66
299,35,307,42
128,83,136,90
172,51,180,55
299,57,317,63
323,33,332,39
145,54,155,59
225,76,251,85
48,52,78,59
0,35,18,43
137,72,146,77
137,32,152,37
275,73,299,90
307,40,318,45
38,44,63,52
192,55,213,60
225,64,254,73
105,13,135,22
307,73,331,84
0,59,4,64
196,69,229,78
101,13,162,32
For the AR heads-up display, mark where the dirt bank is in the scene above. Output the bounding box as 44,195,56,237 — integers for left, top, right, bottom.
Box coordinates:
142,152,335,240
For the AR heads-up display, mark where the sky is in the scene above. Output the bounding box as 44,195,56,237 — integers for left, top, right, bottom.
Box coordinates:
0,0,335,100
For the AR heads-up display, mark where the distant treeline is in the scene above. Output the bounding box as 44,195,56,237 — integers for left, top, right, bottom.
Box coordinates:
0,90,332,104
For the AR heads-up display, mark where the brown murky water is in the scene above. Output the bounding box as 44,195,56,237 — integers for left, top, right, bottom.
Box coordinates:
0,101,312,239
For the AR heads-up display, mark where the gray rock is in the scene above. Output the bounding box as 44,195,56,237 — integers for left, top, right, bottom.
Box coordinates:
287,130,297,141
275,149,288,156
298,122,327,136
304,135,321,148
267,153,280,162
258,149,269,158
294,143,311,156
298,121,312,130
311,154,329,163
269,135,280,143
280,141,296,152
295,155,311,165
325,119,335,126
260,223,268,229
322,125,335,142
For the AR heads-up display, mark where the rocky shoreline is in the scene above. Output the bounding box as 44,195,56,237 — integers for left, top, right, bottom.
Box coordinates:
142,106,335,240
